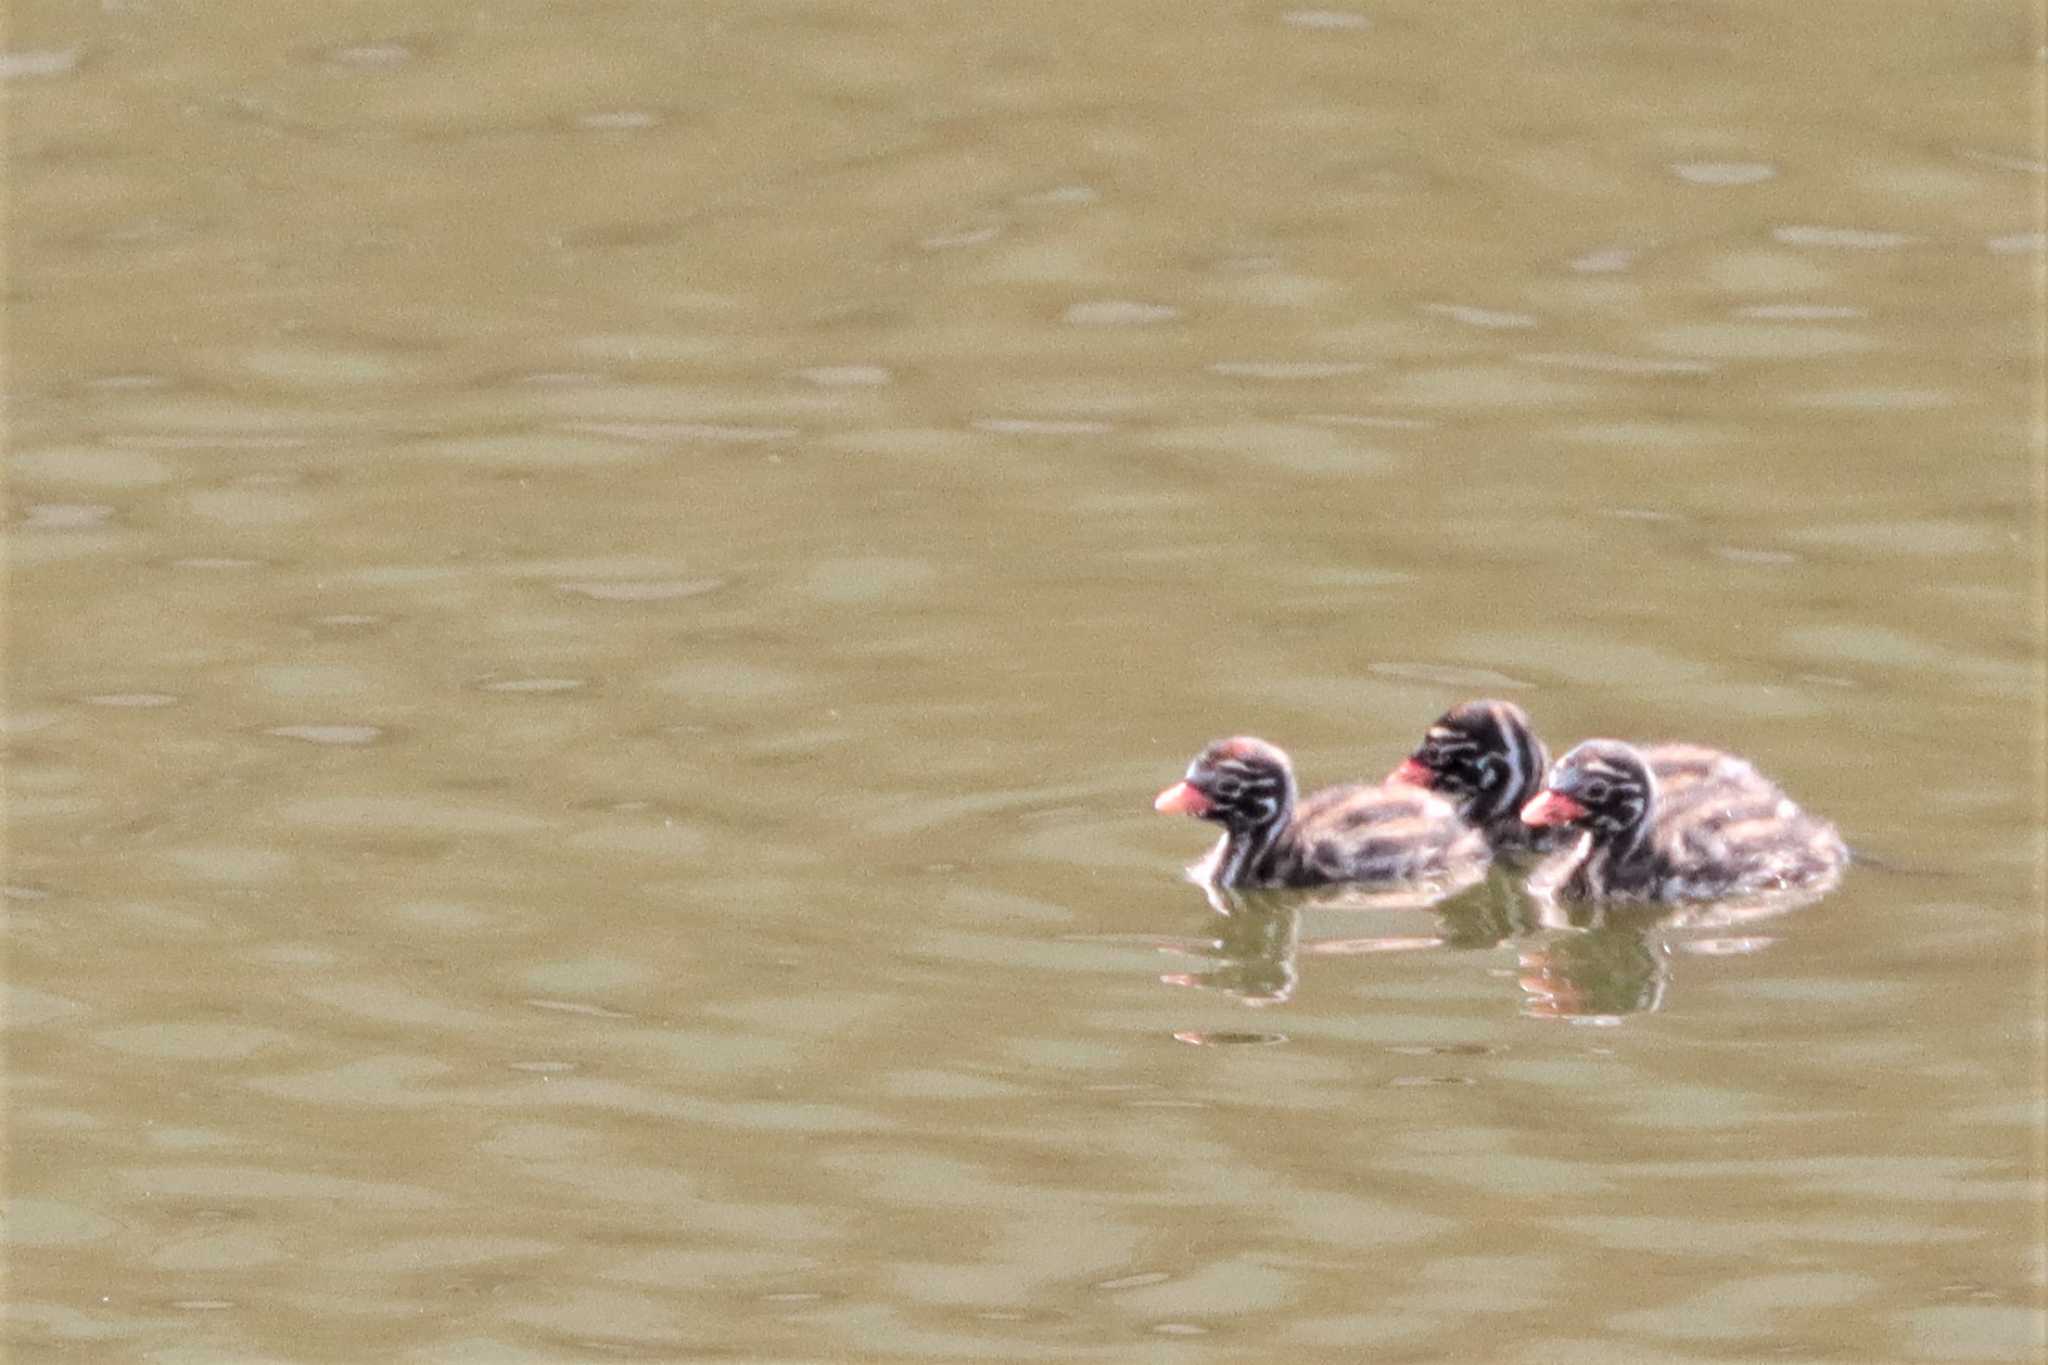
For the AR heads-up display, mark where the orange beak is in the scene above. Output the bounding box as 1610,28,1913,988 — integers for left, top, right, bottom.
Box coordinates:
1520,790,1589,828
1387,757,1434,788
1154,780,1213,816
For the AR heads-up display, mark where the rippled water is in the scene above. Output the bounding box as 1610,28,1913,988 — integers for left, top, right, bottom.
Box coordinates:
10,3,2043,1360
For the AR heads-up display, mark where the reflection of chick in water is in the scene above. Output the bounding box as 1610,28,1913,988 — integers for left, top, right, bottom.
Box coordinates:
1512,897,1793,1020
1515,916,1671,1020
1160,885,1459,1007
1155,880,1796,1018
1158,891,1302,1005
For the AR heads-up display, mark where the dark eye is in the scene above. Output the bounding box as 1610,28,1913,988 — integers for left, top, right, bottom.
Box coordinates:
1212,776,1243,799
1579,779,1610,803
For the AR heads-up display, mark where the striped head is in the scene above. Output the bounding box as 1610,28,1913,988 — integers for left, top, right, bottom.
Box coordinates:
1521,740,1654,840
1389,699,1548,829
1154,736,1296,836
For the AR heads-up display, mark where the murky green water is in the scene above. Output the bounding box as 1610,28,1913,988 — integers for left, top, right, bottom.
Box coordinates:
10,2,2043,1360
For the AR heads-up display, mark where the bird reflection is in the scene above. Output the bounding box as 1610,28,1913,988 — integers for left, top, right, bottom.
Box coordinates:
1513,914,1670,1018
1157,888,1301,1004
1158,882,1457,1006
1514,882,1830,1020
1157,874,1815,1020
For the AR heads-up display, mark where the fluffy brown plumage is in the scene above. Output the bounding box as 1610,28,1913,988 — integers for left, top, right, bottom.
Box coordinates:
1521,739,1848,903
1156,736,1487,891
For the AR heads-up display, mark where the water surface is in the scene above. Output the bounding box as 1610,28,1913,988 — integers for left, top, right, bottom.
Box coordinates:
9,2,2042,1360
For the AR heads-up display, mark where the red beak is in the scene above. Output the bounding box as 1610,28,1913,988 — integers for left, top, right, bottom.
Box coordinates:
1154,780,1213,816
1520,790,1589,828
1388,757,1434,788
